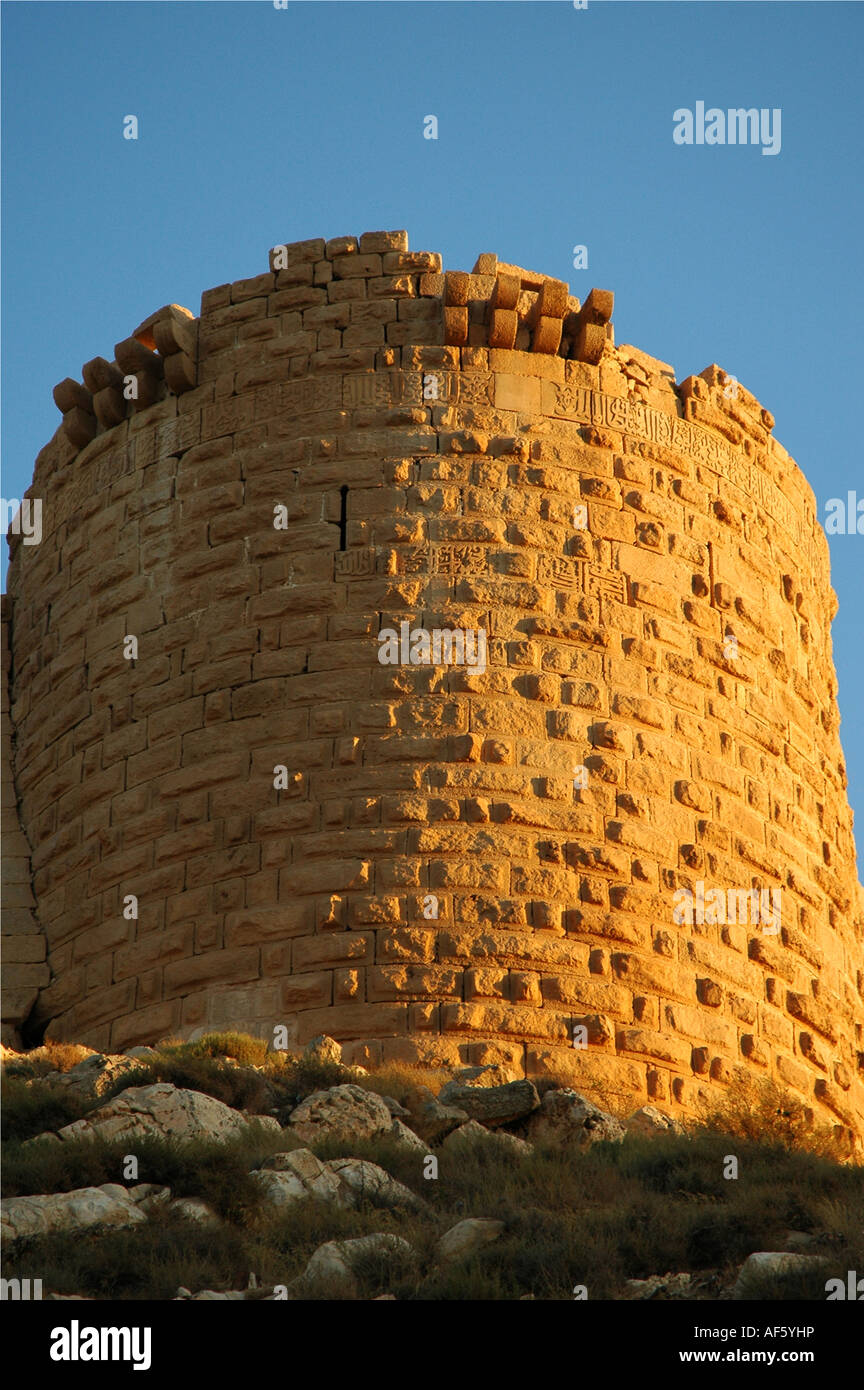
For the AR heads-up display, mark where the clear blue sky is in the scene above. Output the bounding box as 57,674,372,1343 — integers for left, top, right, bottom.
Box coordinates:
2,1,863,832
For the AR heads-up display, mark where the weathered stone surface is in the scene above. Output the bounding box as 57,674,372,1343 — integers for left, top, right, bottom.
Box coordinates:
1,1184,150,1246
402,1086,469,1143
380,1095,411,1117
326,1158,424,1210
527,1089,625,1147
623,1272,693,1300
448,1064,520,1088
248,1115,283,1134
181,1289,247,1301
300,1233,415,1295
388,1117,427,1152
287,1084,394,1144
3,234,863,1153
783,1230,819,1253
127,1182,172,1213
436,1217,505,1262
437,1079,540,1128
167,1197,220,1225
303,1034,342,1066
732,1252,829,1299
54,1084,253,1145
625,1106,687,1138
441,1119,533,1158
39,1052,143,1100
253,1148,346,1206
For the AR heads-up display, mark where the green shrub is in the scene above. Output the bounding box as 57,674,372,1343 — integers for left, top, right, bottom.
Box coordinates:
2,1125,287,1209
5,1029,864,1300
1,1076,90,1144
158,1032,271,1068
352,1063,451,1106
0,1215,257,1301
98,1054,278,1115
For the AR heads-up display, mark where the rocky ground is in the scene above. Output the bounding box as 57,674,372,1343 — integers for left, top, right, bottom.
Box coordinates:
2,1032,862,1300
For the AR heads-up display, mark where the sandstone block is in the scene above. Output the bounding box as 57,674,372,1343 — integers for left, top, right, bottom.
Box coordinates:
436,1078,539,1127
5,236,862,1156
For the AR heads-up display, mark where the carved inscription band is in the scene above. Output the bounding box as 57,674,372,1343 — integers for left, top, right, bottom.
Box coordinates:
335,544,628,603
549,381,819,567
48,371,819,580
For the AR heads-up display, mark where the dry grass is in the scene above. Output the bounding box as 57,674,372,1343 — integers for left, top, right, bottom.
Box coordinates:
4,1033,863,1300
696,1075,852,1161
4,1123,862,1300
3,1041,93,1080
352,1062,451,1104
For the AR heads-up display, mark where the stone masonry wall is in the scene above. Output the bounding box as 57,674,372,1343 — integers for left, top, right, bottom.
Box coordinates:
4,230,863,1148
1,596,48,1039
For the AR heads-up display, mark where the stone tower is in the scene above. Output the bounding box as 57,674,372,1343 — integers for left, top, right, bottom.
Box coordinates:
3,230,863,1149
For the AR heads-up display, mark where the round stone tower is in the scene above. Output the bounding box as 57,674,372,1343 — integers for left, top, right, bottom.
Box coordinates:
3,230,863,1148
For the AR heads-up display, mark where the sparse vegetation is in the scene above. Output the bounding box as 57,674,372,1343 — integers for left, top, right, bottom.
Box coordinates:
2,1041,93,1080
3,1033,862,1300
697,1074,848,1160
97,1053,277,1117
2,1075,91,1144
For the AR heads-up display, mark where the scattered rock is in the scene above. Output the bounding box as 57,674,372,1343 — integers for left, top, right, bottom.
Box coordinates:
436,1217,505,1262
436,1079,540,1128
40,1052,143,1101
49,1083,255,1147
300,1233,415,1296
183,1289,248,1301
732,1252,829,1299
625,1106,686,1138
127,1183,171,1213
253,1149,347,1207
442,1120,533,1158
527,1089,625,1147
783,1230,818,1252
401,1086,469,1143
167,1198,220,1225
624,1272,692,1300
448,1064,519,1088
2,1184,149,1246
245,1114,282,1134
303,1035,342,1066
388,1118,427,1152
174,1274,272,1301
327,1158,425,1212
380,1095,411,1118
288,1083,394,1144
